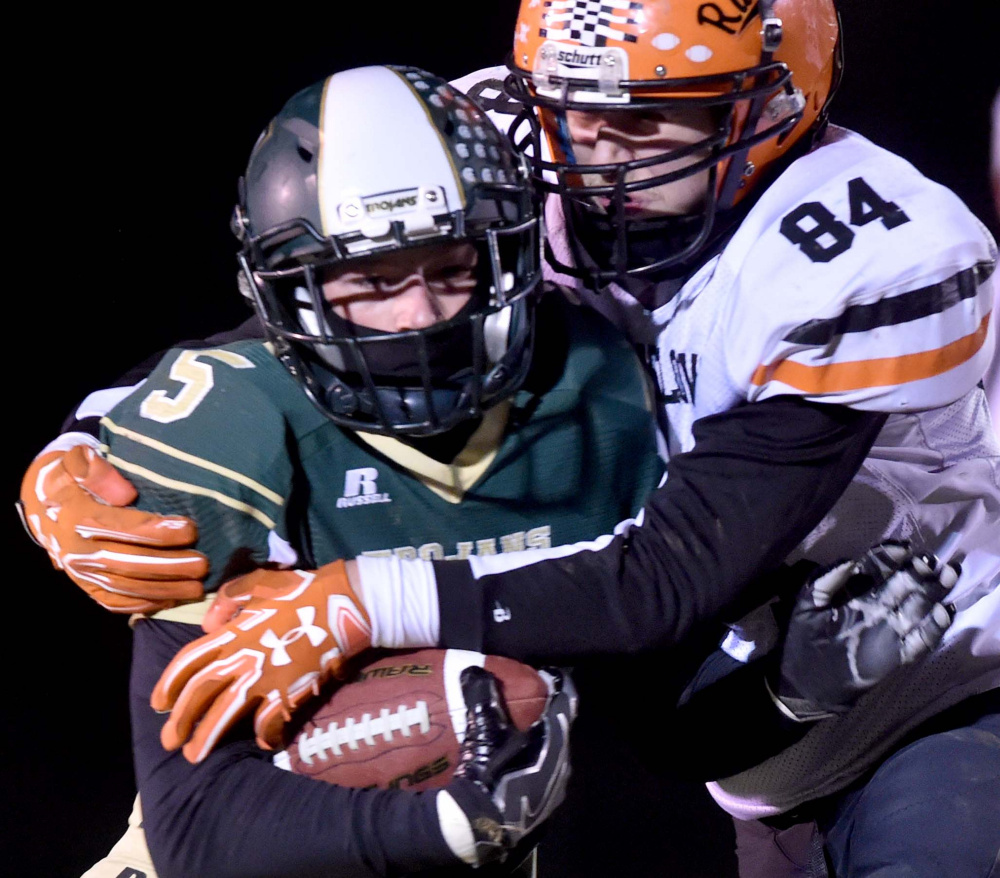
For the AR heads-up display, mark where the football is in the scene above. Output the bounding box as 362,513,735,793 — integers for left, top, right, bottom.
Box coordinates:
273,648,549,792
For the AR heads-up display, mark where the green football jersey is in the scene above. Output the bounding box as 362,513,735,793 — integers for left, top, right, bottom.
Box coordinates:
100,294,662,608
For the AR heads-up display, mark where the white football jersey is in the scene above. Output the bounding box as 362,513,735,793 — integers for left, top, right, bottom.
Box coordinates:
454,62,1000,817
653,127,999,818
576,125,1000,818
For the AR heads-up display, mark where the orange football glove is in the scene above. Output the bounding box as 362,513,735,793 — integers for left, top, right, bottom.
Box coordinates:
151,561,372,763
18,446,208,613
200,576,257,634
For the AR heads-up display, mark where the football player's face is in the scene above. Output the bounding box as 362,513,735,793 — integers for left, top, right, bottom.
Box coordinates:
564,104,717,217
322,243,478,332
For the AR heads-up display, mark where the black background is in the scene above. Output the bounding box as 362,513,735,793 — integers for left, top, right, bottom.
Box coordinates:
10,3,999,876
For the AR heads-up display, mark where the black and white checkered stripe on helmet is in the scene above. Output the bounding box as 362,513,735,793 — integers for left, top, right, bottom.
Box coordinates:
539,0,641,48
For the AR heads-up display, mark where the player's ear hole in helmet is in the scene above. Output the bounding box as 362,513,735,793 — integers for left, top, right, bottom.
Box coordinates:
504,0,842,289
233,65,544,437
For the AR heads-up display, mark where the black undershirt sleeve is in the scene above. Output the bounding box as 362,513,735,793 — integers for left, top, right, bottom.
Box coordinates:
666,645,808,779
435,396,887,665
653,558,823,779
131,619,475,878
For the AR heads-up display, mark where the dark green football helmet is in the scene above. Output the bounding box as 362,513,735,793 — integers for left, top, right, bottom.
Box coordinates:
233,65,544,436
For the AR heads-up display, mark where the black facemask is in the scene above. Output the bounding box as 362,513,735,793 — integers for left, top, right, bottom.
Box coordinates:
320,293,488,387
566,197,756,308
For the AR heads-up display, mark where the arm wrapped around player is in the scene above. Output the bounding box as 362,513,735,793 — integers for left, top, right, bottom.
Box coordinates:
18,444,207,613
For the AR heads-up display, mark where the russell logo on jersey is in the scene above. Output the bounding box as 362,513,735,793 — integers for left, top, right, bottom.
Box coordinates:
336,467,392,508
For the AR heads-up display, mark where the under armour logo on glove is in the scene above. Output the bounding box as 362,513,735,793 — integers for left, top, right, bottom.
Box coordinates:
151,561,372,762
772,541,959,721
259,607,328,666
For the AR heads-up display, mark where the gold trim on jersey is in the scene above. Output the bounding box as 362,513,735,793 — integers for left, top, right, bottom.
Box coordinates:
144,594,215,626
752,312,992,393
100,417,284,505
356,402,509,504
105,454,277,530
80,794,157,878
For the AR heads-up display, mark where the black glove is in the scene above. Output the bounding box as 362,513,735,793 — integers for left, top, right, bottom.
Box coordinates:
772,541,959,721
435,665,577,867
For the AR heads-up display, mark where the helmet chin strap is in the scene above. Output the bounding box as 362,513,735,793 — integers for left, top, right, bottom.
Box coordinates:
564,197,753,308
587,208,706,267
568,199,706,278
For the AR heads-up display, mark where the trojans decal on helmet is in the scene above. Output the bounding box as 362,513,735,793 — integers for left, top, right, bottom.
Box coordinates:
233,66,544,436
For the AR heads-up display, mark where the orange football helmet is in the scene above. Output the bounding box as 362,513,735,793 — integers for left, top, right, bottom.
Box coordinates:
505,0,842,286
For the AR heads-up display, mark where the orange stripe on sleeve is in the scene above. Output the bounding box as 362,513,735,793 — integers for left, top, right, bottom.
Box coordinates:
751,312,992,393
